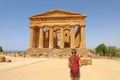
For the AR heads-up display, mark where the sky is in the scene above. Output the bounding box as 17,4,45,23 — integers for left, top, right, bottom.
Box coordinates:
0,0,120,51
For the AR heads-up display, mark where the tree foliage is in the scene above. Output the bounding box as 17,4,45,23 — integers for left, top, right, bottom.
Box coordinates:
95,44,107,56
0,46,3,52
106,46,116,57
95,44,120,58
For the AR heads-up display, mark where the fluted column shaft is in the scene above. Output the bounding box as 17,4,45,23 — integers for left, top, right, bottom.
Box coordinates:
29,28,34,48
39,27,44,48
79,27,81,48
80,25,86,48
60,27,64,49
45,29,49,48
49,27,53,48
53,31,57,48
70,26,75,48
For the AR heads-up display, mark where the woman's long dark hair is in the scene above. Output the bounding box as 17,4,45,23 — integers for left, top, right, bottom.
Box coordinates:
71,49,77,64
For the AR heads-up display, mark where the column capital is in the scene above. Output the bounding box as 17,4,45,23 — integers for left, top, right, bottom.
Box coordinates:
30,25,39,28
47,24,54,27
79,24,86,27
38,25,44,28
60,25,65,27
29,27,33,29
54,25,60,31
69,25,75,27
30,23,41,27
45,27,49,31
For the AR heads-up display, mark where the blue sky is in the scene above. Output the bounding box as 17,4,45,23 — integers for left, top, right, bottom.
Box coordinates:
0,0,120,51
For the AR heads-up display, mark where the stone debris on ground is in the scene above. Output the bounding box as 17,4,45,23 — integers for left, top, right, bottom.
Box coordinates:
0,55,12,63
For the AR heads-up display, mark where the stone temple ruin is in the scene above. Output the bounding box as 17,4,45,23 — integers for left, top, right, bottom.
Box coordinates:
25,10,89,56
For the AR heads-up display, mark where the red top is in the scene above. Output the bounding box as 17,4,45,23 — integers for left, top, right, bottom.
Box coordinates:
68,56,81,65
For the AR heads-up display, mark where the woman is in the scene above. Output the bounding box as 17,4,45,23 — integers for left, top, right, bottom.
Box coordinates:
68,49,81,80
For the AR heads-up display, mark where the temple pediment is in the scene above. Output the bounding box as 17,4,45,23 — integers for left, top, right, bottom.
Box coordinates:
30,9,86,18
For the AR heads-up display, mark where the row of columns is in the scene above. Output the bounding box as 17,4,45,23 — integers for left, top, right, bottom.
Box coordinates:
29,25,86,49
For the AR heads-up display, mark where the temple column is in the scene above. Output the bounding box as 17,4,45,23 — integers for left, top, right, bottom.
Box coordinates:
80,25,86,48
46,29,49,39
45,27,49,48
60,26,64,49
39,27,44,48
49,27,53,48
79,26,81,48
29,28,34,48
70,26,75,48
53,31,57,48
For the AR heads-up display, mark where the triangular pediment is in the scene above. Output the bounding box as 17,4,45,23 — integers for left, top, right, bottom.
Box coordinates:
30,9,86,18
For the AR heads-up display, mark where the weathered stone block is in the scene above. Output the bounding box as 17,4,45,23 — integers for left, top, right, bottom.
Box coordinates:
81,59,87,66
81,59,92,66
0,56,6,62
86,59,92,65
5,58,12,62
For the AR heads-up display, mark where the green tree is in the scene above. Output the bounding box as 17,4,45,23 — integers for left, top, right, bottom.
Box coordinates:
0,46,3,52
115,52,120,57
114,48,120,57
106,46,116,57
95,44,107,56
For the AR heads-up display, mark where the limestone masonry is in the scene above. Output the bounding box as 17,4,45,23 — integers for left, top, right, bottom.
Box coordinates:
26,9,89,56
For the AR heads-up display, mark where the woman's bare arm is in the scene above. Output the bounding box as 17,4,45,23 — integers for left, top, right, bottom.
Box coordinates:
68,60,71,68
79,60,81,67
